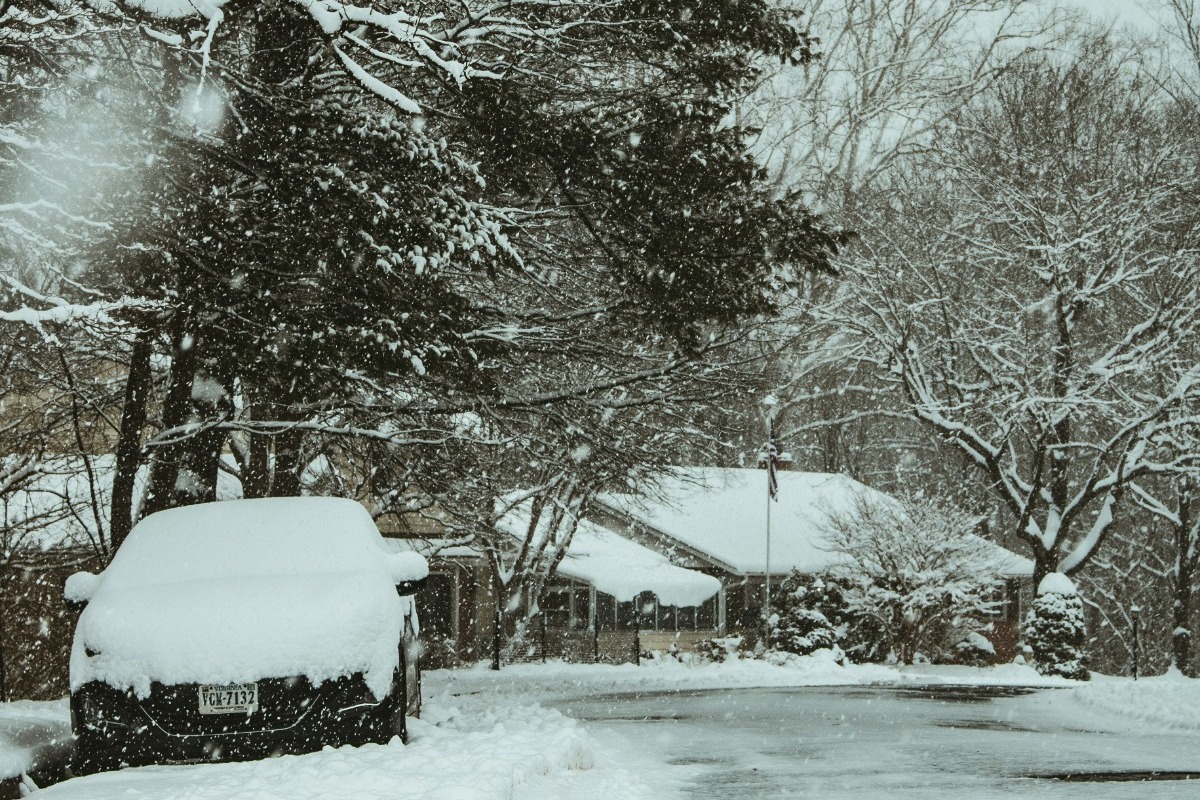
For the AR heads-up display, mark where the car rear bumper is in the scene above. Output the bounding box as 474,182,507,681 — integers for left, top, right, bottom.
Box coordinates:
71,677,404,773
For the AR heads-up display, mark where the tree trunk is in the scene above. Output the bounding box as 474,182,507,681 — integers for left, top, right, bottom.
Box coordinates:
171,369,232,507
1031,550,1058,594
110,331,153,549
269,427,306,497
1174,489,1196,676
143,323,198,517
1173,578,1192,676
242,433,272,499
0,573,8,702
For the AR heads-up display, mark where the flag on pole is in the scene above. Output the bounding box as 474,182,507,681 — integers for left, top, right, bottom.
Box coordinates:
767,439,779,502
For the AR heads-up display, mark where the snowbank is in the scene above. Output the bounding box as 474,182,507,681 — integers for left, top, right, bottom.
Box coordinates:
0,699,71,781
1070,671,1200,733
71,498,423,698
34,700,626,800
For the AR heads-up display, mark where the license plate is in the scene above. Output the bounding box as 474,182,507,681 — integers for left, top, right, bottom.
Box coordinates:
198,683,259,715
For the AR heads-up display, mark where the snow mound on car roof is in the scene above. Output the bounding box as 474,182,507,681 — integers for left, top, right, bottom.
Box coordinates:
71,497,419,698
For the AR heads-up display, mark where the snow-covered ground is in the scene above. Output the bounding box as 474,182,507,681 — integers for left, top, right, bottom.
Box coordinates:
5,656,1200,798
23,698,622,800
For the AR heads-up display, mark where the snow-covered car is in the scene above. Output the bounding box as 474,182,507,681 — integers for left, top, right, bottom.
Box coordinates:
62,497,427,775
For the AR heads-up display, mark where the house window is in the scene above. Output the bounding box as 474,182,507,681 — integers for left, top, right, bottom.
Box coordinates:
541,586,571,629
638,592,656,629
658,602,677,631
615,592,656,629
571,586,590,629
696,595,718,630
592,590,720,631
596,591,616,630
677,605,694,631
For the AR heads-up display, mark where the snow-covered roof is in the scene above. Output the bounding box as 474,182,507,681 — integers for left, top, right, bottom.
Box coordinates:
555,520,721,607
496,504,720,607
598,468,1032,579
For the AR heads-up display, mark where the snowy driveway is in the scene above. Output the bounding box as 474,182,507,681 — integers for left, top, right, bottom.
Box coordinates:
552,684,1200,800
14,662,1200,800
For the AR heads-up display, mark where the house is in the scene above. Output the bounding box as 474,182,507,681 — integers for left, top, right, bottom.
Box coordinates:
383,467,1032,665
589,467,1034,660
381,513,721,666
6,457,1032,686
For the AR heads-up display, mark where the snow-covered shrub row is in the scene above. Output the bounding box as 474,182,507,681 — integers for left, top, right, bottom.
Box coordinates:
819,493,1010,665
762,568,998,667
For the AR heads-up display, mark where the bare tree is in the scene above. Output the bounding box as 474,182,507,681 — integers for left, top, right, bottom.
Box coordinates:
830,35,1200,587
737,0,1059,486
745,0,1050,210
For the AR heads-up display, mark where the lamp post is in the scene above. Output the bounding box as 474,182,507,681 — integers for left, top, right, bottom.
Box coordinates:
762,394,778,645
1131,604,1141,681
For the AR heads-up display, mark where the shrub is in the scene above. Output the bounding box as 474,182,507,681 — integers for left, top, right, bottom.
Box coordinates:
695,635,749,663
770,574,840,656
951,630,997,666
1024,573,1089,680
822,492,1007,665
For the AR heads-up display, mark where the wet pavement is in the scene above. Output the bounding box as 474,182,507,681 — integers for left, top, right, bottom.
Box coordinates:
552,684,1200,799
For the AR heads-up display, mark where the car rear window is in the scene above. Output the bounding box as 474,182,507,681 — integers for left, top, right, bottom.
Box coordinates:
104,497,385,588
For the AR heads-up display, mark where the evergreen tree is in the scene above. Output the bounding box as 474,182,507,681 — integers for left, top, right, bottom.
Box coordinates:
1024,573,1090,680
770,573,841,658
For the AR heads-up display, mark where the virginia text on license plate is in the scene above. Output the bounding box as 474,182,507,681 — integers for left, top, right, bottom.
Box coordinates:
198,683,259,714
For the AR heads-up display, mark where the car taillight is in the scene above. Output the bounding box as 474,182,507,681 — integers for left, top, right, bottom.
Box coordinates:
329,675,381,713
78,685,141,729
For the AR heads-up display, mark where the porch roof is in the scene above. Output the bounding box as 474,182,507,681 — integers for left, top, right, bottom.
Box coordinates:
554,519,721,607
497,505,721,607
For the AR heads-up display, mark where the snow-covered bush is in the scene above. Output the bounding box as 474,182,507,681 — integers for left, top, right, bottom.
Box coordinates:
822,492,1006,665
952,630,997,667
695,635,750,663
772,606,838,655
1024,573,1089,680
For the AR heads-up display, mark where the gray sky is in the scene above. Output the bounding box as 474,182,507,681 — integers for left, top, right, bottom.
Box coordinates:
1057,0,1162,31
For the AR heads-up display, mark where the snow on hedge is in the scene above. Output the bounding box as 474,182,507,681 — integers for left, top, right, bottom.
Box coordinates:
70,497,423,698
